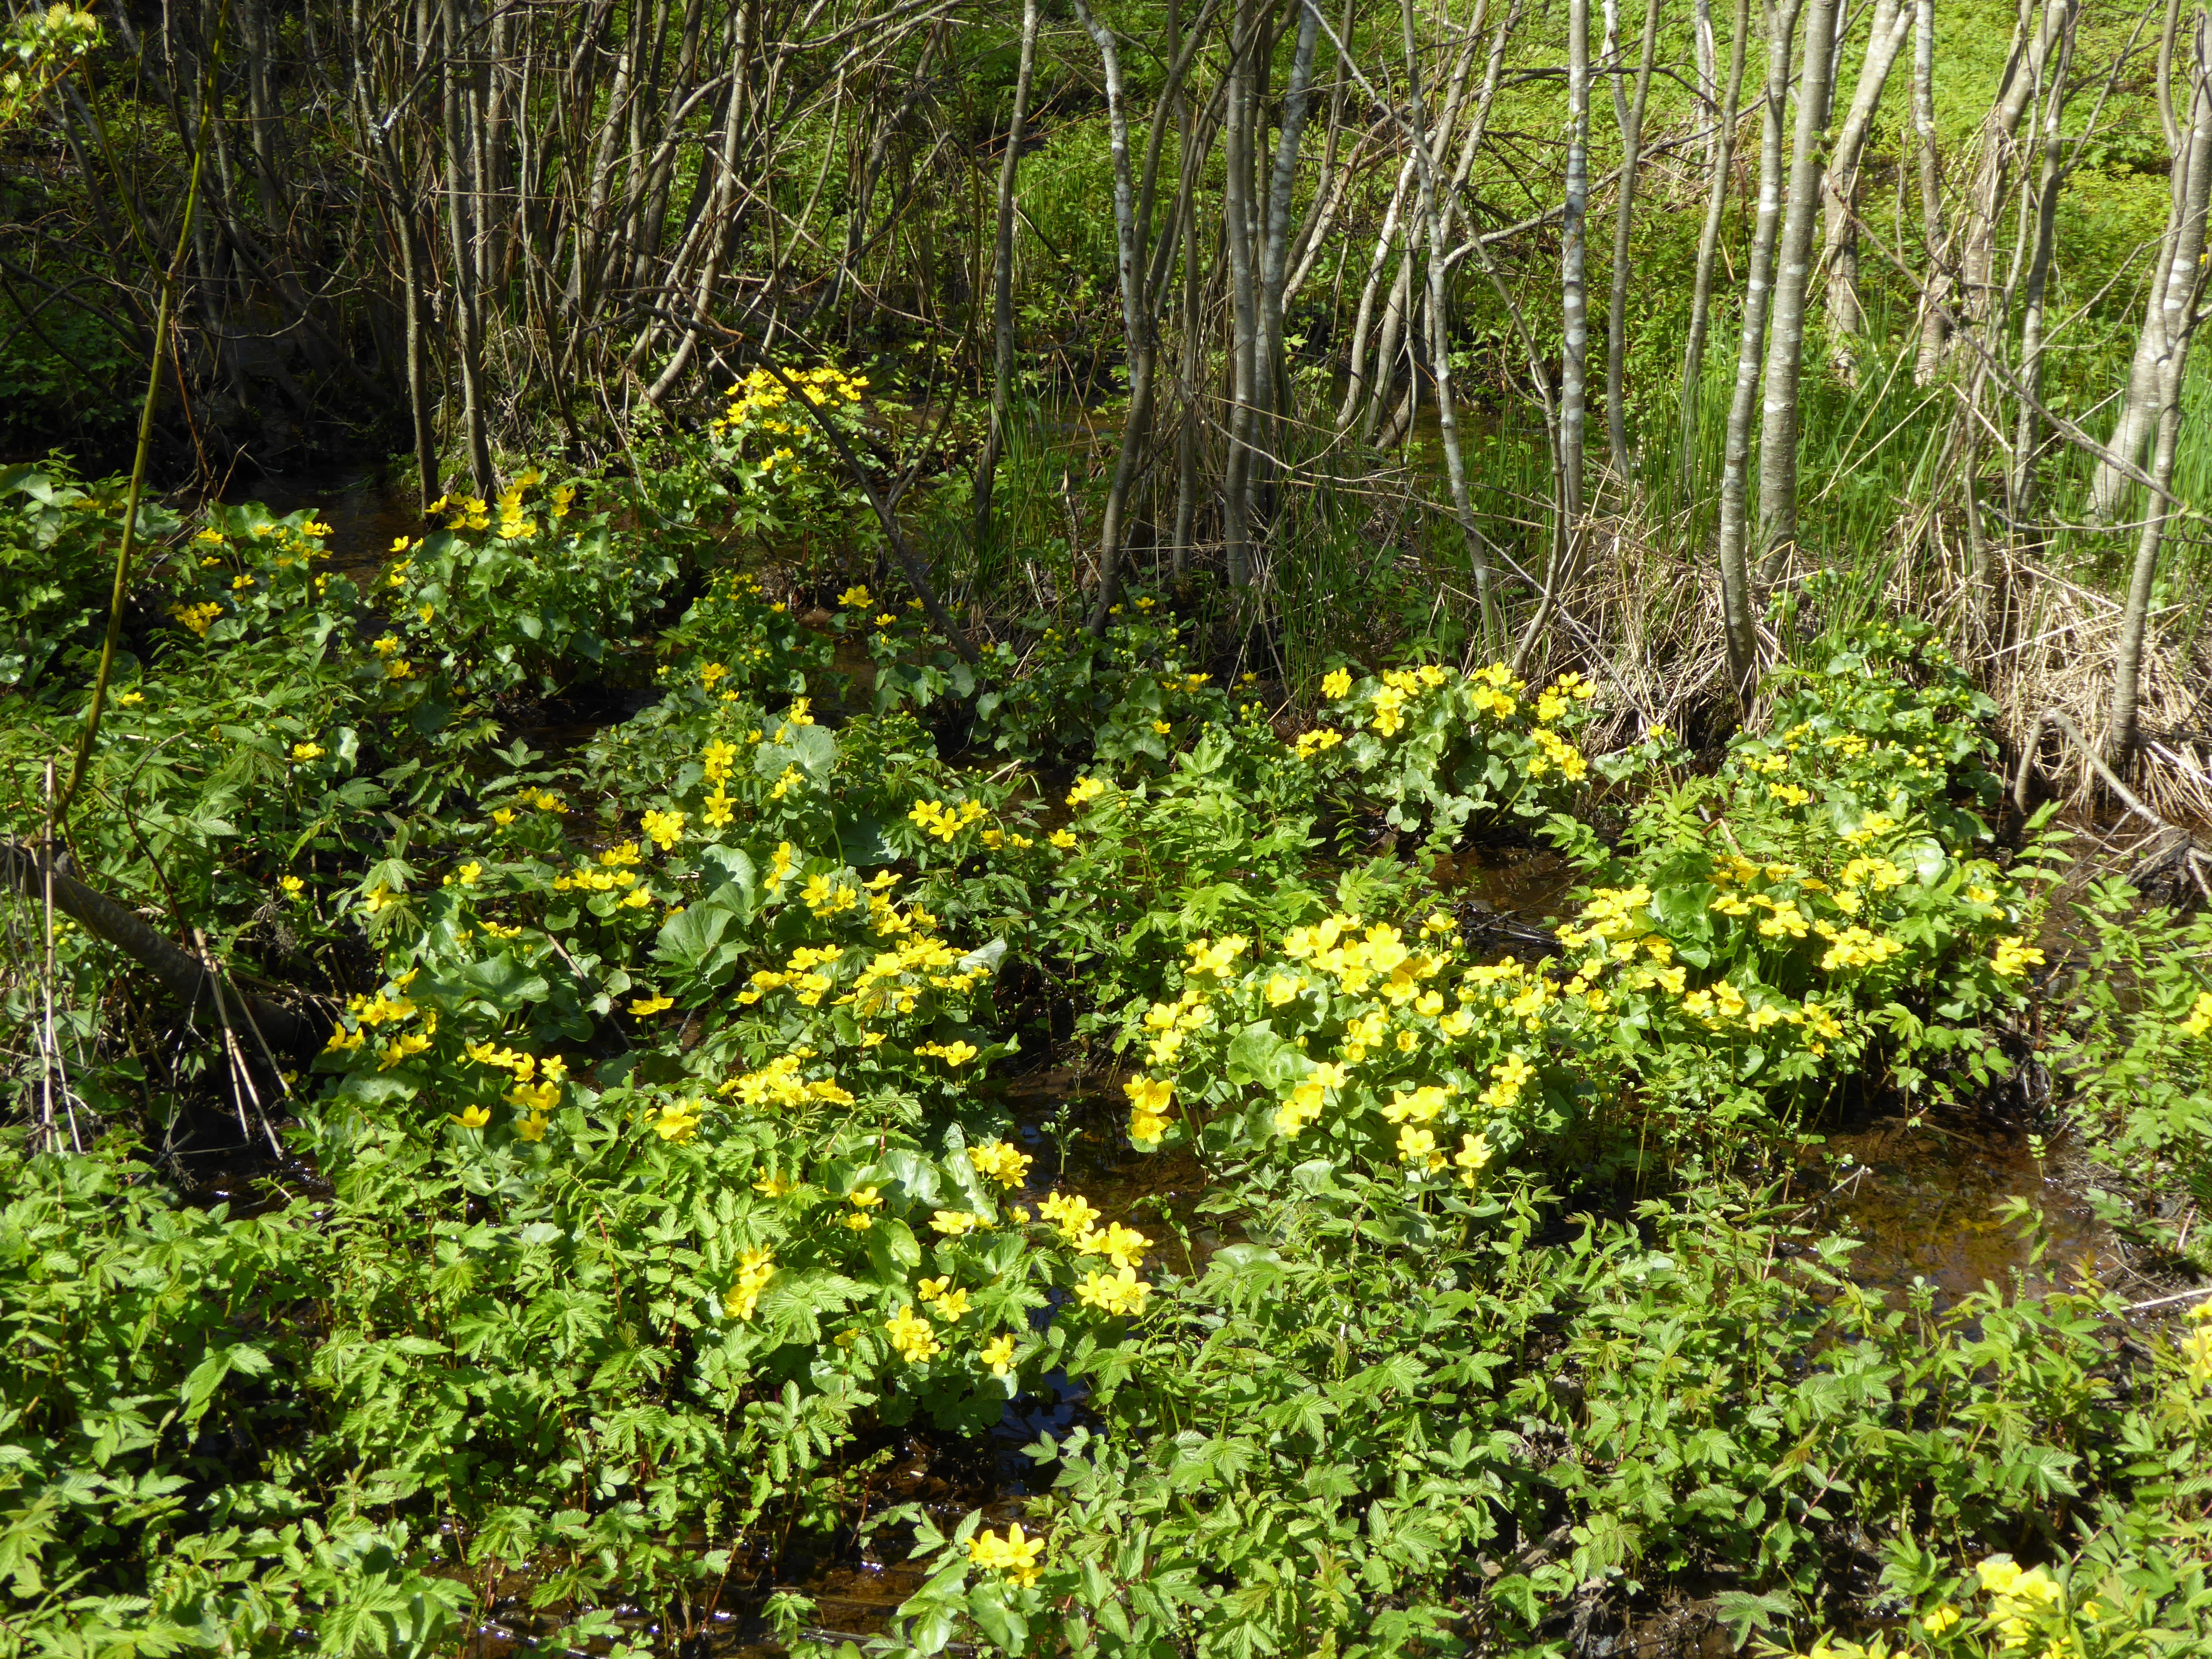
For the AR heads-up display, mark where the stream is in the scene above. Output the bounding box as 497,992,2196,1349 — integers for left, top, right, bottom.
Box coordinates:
211,469,2133,1656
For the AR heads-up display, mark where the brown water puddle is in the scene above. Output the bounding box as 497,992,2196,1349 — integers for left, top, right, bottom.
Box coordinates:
1815,1115,2120,1306
220,465,421,586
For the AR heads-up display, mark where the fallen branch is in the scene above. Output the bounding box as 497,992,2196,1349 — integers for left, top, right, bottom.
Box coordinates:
2011,706,2170,829
0,843,327,1055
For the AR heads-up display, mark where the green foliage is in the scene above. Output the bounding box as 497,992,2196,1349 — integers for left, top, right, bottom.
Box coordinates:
1312,659,1600,848
0,524,2205,1659
2051,883,2212,1271
962,597,1233,765
384,472,682,695
0,459,174,692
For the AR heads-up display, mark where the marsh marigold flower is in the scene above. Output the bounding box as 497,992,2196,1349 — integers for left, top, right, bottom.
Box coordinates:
967,1522,1044,1587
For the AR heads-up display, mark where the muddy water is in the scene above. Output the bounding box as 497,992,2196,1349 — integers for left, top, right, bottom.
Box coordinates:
222,465,422,585
1818,1117,2119,1305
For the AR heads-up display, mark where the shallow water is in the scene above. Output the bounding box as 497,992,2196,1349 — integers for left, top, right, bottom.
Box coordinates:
1819,1115,2118,1304
221,465,421,586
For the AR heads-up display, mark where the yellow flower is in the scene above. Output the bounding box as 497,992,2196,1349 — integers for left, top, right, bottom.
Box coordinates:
648,1098,702,1141
1453,1132,1493,1186
291,741,325,762
1074,1220,1151,1270
1049,829,1078,850
967,1521,1044,1588
1039,1190,1101,1236
1074,1265,1153,1316
1125,1076,1173,1114
924,1284,970,1321
2180,991,2212,1039
1397,1125,1443,1172
970,1139,1033,1187
448,1105,491,1129
515,1112,549,1143
116,689,143,706
981,1333,1018,1377
1321,667,1352,699
629,994,675,1016
279,875,305,899
886,1308,940,1362
930,1209,981,1236
1274,1078,1328,1136
1991,935,2044,979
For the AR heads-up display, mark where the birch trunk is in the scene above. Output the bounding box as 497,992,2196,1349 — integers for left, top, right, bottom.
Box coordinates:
2010,0,2077,523
1258,0,1322,455
441,0,495,492
1223,0,1260,588
1912,0,1950,382
1821,0,1916,383
1560,0,1592,525
1603,0,1662,472
1682,0,1751,483
2092,0,2197,518
1754,0,1839,579
1402,0,1500,648
1716,0,1804,699
971,0,1040,553
2107,18,2212,761
1958,1,2053,336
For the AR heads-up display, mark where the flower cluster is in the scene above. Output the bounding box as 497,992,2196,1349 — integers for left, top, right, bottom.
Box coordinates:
909,796,988,842
966,1522,1045,1588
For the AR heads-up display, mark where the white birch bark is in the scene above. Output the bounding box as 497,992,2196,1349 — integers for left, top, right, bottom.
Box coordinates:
1682,0,1750,480
1820,0,1915,382
1715,0,1804,698
2109,21,2212,761
1560,0,1591,525
1754,0,1839,579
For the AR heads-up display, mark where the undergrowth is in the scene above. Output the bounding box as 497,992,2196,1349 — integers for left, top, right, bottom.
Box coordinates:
0,464,2207,1659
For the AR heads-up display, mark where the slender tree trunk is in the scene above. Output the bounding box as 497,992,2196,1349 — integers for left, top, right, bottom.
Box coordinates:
1716,0,1805,700
400,186,440,511
1223,0,1260,589
1338,161,1415,431
1077,0,1172,630
1258,0,1322,445
1560,0,1591,525
1912,0,1950,383
2107,18,2211,761
1172,98,1201,577
442,0,494,492
972,0,1040,553
1603,0,1662,473
2010,0,2078,523
1683,0,1751,485
2092,0,2196,518
1959,0,2052,336
1754,0,1839,578
1403,0,1499,648
1821,0,1916,383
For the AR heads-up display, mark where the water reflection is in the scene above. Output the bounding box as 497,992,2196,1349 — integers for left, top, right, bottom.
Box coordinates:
1818,1115,2118,1307
219,465,421,584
